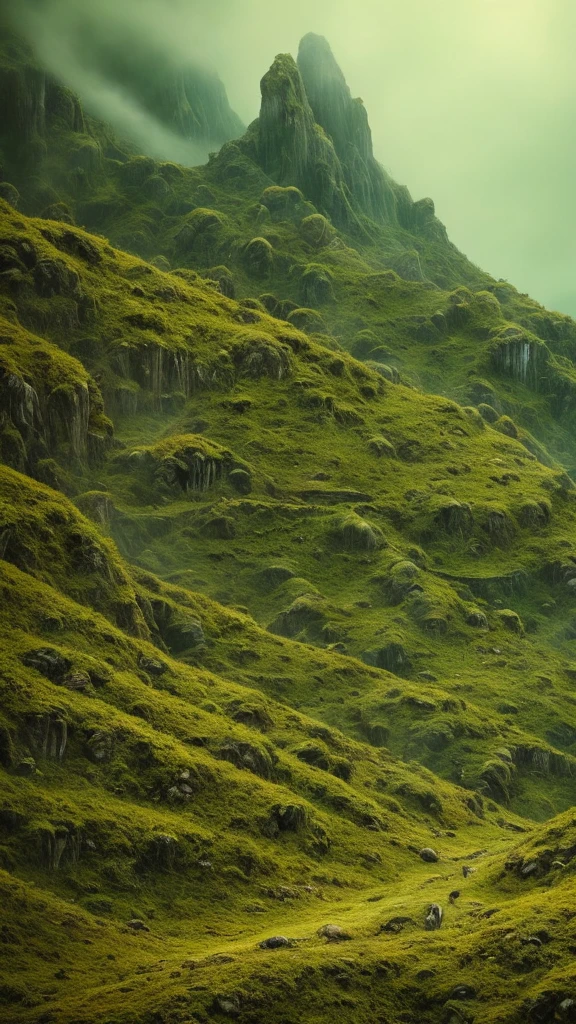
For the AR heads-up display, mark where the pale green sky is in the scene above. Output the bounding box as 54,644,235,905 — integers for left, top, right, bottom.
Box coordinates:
13,0,576,316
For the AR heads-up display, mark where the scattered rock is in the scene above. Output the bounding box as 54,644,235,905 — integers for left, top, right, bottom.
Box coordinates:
213,994,241,1016
424,903,443,930
317,924,352,941
259,935,293,949
448,890,460,904
419,847,439,863
62,671,91,691
379,916,415,934
138,655,168,676
127,919,150,932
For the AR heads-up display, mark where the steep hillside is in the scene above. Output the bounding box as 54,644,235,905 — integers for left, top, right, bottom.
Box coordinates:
1,24,576,1024
2,32,576,474
2,201,576,822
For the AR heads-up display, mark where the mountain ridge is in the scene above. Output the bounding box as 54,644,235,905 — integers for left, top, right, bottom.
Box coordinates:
0,24,576,1024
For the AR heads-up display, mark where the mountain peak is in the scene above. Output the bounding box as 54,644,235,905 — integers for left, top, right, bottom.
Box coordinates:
256,52,358,228
297,33,400,223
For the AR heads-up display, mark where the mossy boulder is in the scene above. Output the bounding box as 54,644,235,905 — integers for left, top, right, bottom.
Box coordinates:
0,182,20,208
332,512,384,552
300,214,336,248
287,307,325,333
300,264,334,305
204,265,235,298
497,609,524,634
229,468,252,494
120,155,156,184
478,403,499,423
495,415,519,439
241,236,274,277
365,362,399,383
260,185,304,218
176,208,226,250
233,331,292,379
143,174,171,200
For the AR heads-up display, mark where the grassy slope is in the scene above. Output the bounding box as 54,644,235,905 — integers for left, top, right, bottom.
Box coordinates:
1,468,576,1024
0,42,576,1024
2,204,576,822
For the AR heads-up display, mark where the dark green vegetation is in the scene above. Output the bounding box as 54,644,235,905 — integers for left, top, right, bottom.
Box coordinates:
0,24,575,1024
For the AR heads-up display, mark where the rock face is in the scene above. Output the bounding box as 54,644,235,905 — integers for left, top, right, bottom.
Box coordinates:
297,33,401,223
255,53,358,230
249,33,450,239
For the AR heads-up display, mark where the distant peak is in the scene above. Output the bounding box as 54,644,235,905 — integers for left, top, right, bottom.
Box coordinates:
297,33,349,92
298,33,334,55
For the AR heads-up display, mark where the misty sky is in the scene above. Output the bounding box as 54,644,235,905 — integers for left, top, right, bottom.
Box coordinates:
12,0,576,316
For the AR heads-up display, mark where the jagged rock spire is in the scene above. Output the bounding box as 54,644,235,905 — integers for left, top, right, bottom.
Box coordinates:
297,33,401,223
257,52,358,229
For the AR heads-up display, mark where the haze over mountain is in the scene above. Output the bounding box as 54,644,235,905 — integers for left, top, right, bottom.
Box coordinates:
7,0,576,316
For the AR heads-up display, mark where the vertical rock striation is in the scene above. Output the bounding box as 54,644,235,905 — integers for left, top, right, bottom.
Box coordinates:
297,33,401,223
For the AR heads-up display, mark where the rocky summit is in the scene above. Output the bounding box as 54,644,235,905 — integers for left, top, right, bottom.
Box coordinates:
0,16,575,1024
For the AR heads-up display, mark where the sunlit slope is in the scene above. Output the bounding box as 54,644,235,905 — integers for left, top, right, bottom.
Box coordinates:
1,467,576,1024
1,206,576,822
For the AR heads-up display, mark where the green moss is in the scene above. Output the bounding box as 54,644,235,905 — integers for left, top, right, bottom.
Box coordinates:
3,38,576,1021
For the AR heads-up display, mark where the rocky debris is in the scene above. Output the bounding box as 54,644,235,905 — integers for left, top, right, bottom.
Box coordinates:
448,890,461,904
462,866,474,878
85,730,114,763
213,994,241,1017
126,919,150,932
527,992,576,1023
62,671,91,692
467,609,489,628
419,847,439,863
317,923,352,941
259,935,293,949
219,740,276,780
33,257,81,298
138,654,168,676
21,647,71,682
425,904,443,931
265,886,301,902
